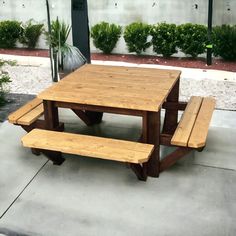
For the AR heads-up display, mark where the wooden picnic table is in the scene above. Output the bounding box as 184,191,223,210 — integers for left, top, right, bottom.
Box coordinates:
9,63,215,181
36,64,181,177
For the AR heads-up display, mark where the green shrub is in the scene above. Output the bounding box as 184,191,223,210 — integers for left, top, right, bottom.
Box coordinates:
177,23,208,58
124,22,151,55
0,60,14,106
0,73,11,106
151,23,178,57
91,22,122,54
20,20,44,48
0,20,22,48
212,25,236,61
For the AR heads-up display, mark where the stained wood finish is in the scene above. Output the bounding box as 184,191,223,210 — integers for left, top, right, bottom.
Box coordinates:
71,109,92,126
143,111,161,177
162,80,180,134
171,96,215,148
72,110,103,126
188,97,216,148
38,64,181,112
160,148,192,172
40,149,65,165
84,111,103,124
77,64,180,78
130,163,147,181
17,104,44,125
8,98,43,124
43,100,59,130
162,101,187,111
171,96,203,146
55,101,144,117
22,129,154,164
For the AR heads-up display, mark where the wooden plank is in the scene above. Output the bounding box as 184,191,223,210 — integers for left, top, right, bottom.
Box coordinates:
38,64,180,112
8,98,42,124
46,83,168,100
17,104,44,125
188,97,215,148
55,101,144,117
78,64,181,78
38,89,164,112
171,96,203,146
21,129,154,164
63,70,179,85
61,77,176,91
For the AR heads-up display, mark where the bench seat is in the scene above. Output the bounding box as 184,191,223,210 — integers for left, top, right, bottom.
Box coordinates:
8,98,44,126
171,96,215,148
21,129,154,164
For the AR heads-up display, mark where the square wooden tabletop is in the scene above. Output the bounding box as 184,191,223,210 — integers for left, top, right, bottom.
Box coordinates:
38,64,181,112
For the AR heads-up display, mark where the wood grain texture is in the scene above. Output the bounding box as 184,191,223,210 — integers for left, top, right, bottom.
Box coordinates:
22,129,154,164
17,104,44,125
171,96,203,146
188,97,215,148
8,98,42,124
38,64,181,112
77,64,181,78
41,91,162,111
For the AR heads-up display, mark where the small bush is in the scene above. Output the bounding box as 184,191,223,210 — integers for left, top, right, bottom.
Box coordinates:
0,20,22,48
0,60,13,106
91,22,122,54
151,23,178,57
177,23,208,58
0,73,11,106
124,22,151,55
20,20,44,48
212,25,236,61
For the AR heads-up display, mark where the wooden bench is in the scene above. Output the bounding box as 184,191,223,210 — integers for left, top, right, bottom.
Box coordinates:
171,96,215,149
21,129,154,180
8,98,44,126
22,129,154,164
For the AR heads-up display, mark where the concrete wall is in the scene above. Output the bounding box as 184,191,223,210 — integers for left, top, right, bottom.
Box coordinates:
0,0,72,48
0,0,235,53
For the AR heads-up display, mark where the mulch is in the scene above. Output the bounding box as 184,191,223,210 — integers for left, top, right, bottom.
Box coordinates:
0,48,235,72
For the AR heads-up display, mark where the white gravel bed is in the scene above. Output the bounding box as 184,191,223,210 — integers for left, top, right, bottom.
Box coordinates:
2,65,53,95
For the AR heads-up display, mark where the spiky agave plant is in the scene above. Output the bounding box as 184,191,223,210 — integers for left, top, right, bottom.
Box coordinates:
45,18,86,74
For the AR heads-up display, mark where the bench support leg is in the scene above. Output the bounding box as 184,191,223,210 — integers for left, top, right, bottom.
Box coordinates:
160,147,192,172
41,150,65,165
130,163,147,181
31,148,41,156
162,80,180,134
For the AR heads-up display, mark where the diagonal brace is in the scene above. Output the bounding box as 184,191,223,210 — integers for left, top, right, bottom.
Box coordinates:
160,147,192,172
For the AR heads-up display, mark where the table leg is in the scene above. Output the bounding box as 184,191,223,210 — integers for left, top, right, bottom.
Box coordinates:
43,100,59,130
42,100,64,164
162,79,180,134
143,111,161,177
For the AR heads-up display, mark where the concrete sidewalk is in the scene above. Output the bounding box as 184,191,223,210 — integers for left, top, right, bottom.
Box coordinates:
0,109,236,236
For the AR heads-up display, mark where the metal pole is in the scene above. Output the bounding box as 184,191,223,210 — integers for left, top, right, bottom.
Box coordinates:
46,0,54,81
207,0,213,65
